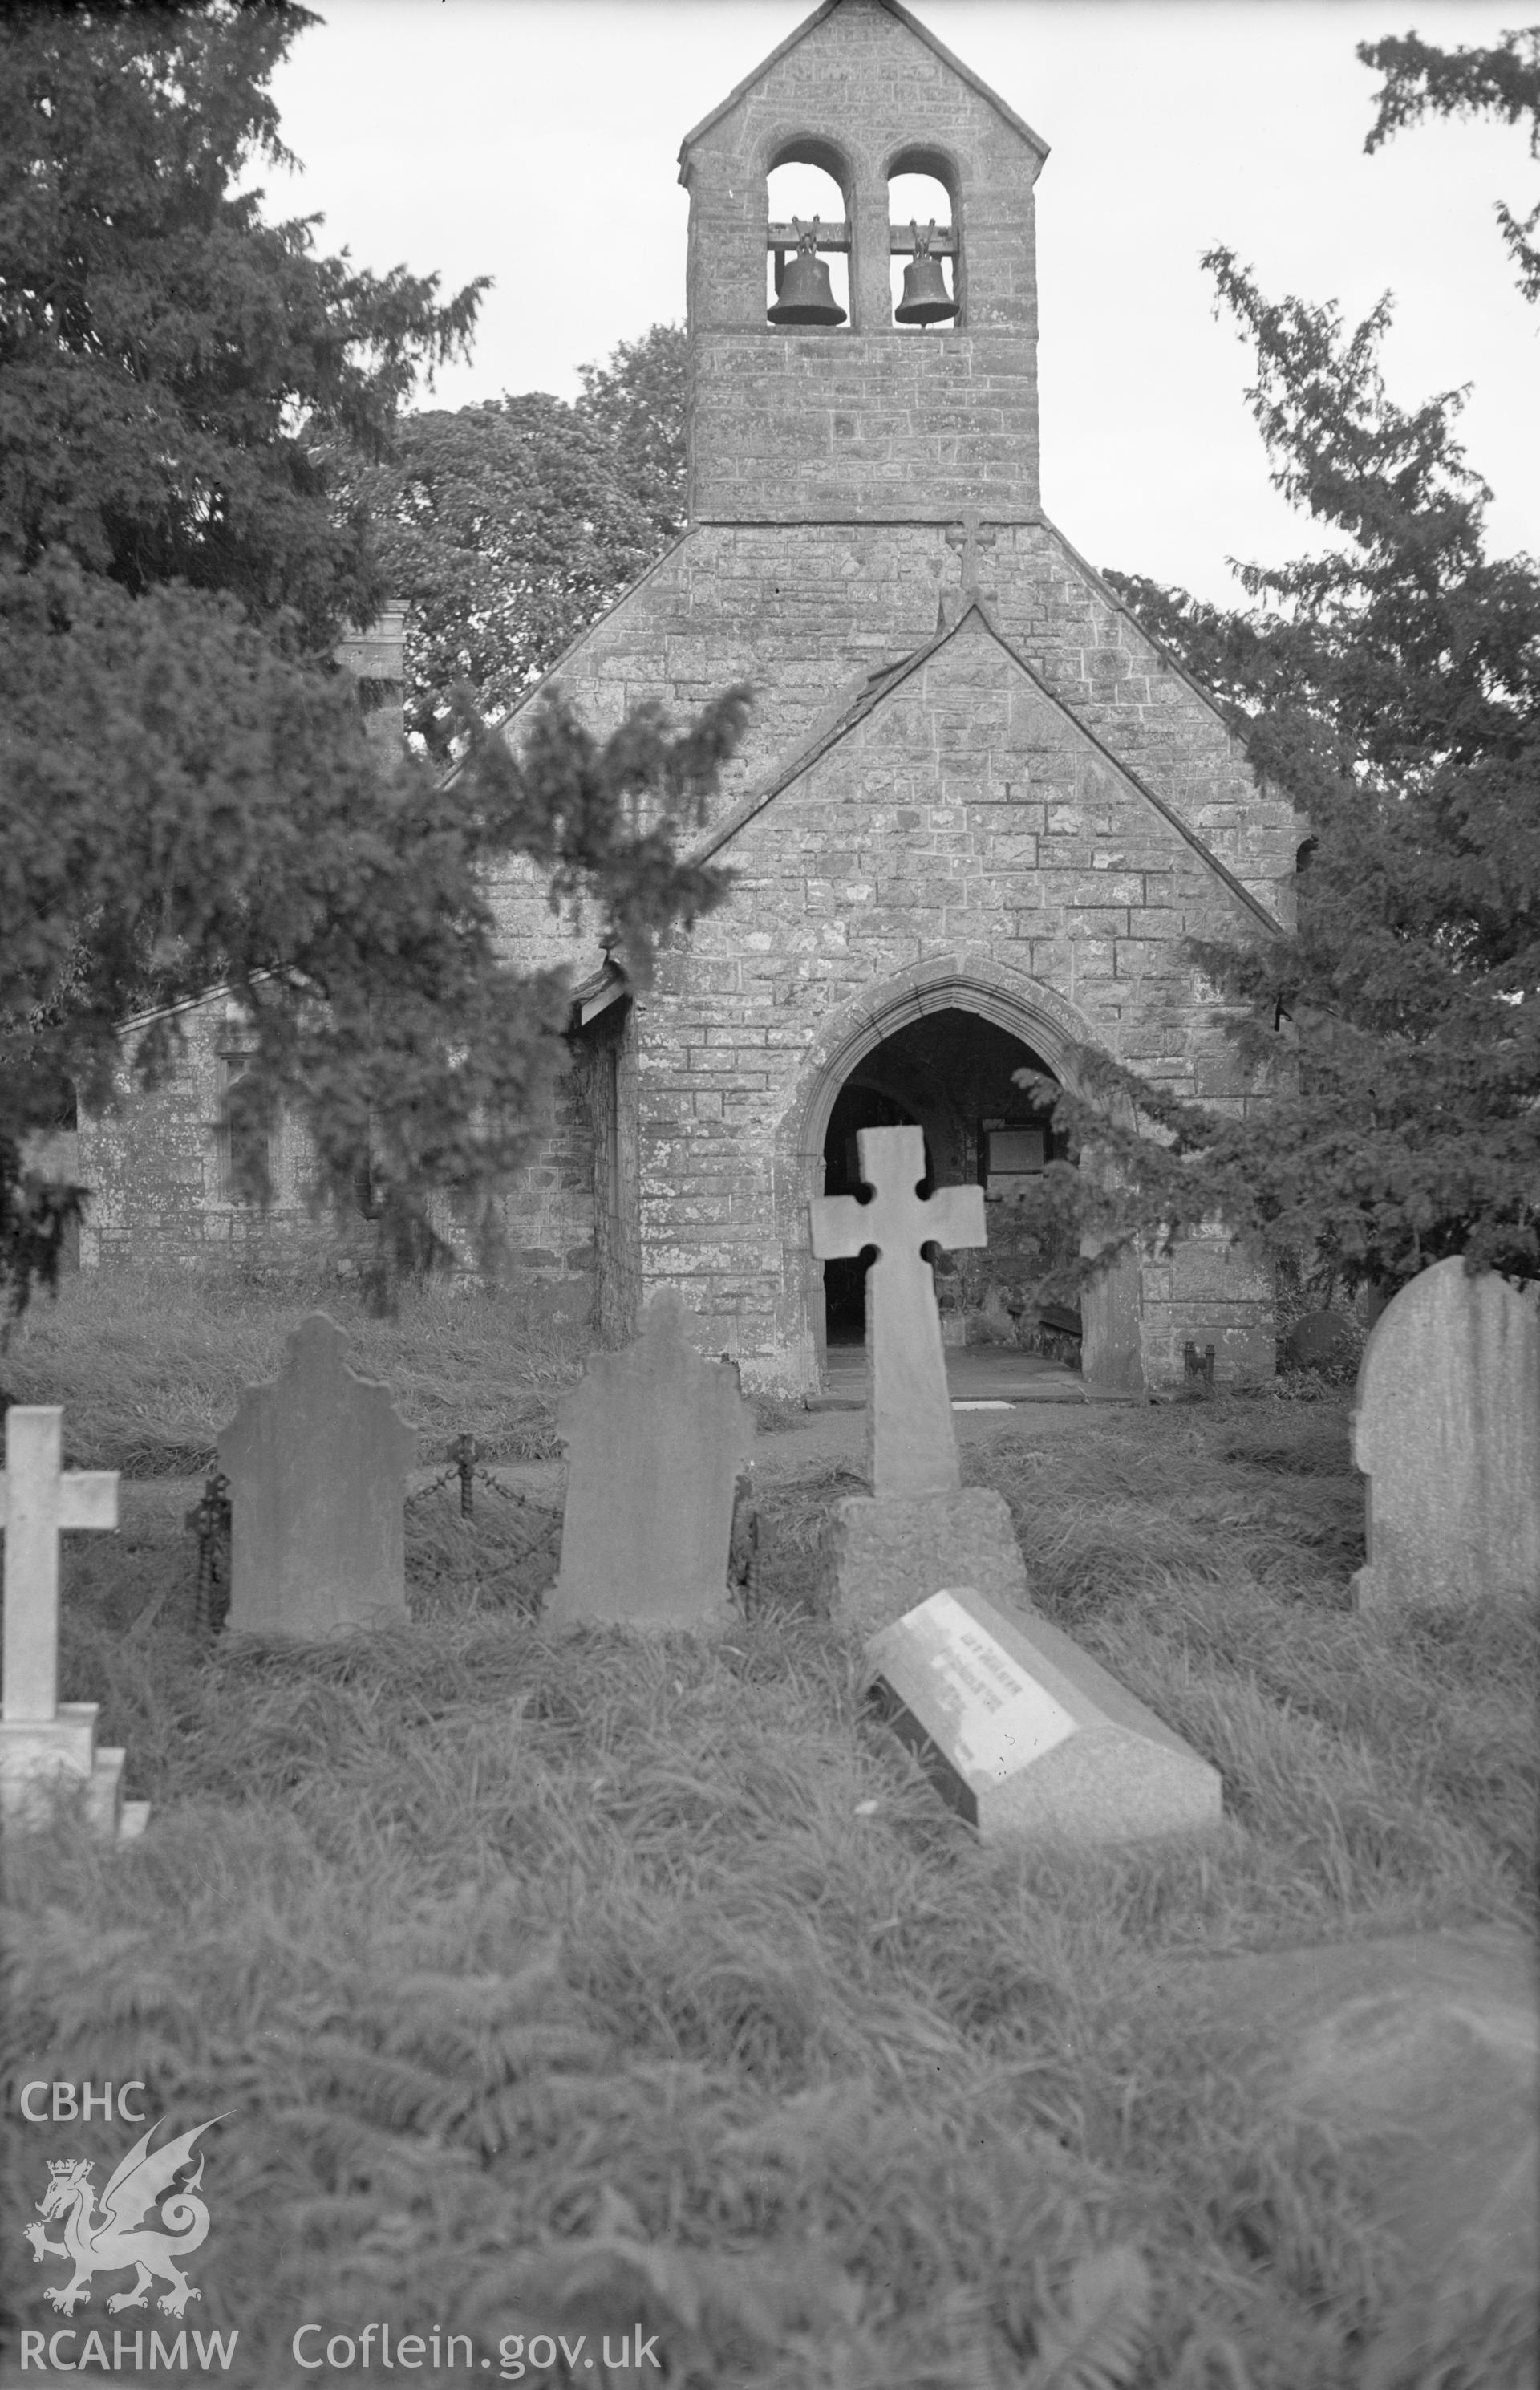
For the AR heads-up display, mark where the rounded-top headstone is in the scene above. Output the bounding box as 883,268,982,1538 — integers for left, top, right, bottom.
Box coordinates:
547,1287,756,1631
218,1311,417,1638
1351,1259,1540,1609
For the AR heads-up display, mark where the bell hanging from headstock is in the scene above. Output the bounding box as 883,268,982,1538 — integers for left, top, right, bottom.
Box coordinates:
768,217,847,326
894,219,957,325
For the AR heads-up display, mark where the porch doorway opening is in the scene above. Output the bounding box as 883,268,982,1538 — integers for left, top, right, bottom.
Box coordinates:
817,1005,1065,1352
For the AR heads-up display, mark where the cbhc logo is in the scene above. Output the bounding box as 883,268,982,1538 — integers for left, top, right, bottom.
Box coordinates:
18,2082,148,2122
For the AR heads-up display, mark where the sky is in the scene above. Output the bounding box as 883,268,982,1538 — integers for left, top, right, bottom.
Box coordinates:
264,0,1538,607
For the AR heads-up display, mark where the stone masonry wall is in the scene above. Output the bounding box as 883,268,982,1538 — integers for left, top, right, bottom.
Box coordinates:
75,988,600,1313
682,0,1045,520
492,521,1298,920
533,613,1284,1389
691,332,1039,523
76,0,1291,1383
77,999,314,1269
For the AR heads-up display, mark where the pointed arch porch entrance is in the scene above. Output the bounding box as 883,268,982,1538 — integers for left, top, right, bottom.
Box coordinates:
778,963,1145,1396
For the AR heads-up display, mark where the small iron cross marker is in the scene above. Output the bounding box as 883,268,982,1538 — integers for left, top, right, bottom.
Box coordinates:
0,1410,118,1725
810,1125,987,1497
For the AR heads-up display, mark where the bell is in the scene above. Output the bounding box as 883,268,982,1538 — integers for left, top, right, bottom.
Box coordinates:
894,219,957,325
768,217,846,326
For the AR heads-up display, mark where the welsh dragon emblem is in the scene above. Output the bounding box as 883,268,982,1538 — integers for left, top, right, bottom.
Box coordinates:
24,2114,225,2318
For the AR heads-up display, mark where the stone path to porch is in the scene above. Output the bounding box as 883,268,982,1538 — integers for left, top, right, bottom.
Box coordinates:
813,1341,1084,1411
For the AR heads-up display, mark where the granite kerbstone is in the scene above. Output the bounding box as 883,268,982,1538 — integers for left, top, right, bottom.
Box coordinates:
865,1580,1223,1847
1351,1258,1540,1609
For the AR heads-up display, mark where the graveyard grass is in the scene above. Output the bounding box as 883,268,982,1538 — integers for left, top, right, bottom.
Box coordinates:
4,1271,1537,2389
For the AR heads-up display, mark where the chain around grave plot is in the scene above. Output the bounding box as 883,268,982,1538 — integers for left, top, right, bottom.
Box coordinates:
403,1431,564,1614
405,1432,559,1532
188,1423,561,1633
187,1467,232,1637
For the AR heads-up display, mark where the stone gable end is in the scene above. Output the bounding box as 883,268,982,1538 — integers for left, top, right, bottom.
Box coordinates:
708,611,1271,1051
72,0,1292,1397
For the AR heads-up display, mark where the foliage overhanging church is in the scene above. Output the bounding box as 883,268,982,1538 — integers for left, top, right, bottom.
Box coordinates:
79,0,1295,1393
485,0,1293,1392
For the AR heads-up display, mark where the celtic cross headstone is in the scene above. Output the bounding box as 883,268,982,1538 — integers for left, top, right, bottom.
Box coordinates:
810,1123,986,1497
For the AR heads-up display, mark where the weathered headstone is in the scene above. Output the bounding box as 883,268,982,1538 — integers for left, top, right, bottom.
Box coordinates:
811,1126,1026,1632
218,1313,416,1637
866,1583,1223,1846
0,1407,144,1838
546,1287,755,1630
1080,1241,1147,1399
1351,1259,1540,1610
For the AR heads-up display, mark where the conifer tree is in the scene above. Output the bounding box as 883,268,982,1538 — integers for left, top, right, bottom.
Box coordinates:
1359,25,1540,299
1020,171,1539,1301
0,6,740,1313
351,326,687,758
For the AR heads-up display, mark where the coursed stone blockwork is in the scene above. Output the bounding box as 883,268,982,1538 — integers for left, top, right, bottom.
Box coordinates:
481,0,1294,1392
74,1,1291,1394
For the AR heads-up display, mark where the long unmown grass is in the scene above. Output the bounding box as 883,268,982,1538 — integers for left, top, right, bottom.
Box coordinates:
2,1271,1535,2389
0,1259,584,1471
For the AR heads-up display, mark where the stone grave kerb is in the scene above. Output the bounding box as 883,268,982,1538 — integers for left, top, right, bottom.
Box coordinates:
218,1312,417,1638
809,1124,987,1498
548,1285,756,1631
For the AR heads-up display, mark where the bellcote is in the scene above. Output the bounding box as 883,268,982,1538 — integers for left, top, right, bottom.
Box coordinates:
678,0,1048,522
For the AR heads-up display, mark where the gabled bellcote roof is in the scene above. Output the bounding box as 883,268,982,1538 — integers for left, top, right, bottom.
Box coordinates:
677,0,1050,173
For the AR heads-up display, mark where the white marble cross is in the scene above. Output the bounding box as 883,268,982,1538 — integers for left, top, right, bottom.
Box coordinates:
810,1125,987,1496
1,1409,118,1724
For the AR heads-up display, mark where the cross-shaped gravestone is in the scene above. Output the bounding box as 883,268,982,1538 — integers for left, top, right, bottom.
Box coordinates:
810,1125,987,1497
0,1406,140,1837
1,1409,117,1726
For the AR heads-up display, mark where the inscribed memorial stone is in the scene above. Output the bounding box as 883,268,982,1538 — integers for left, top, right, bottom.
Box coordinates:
547,1287,755,1630
811,1125,1026,1629
866,1582,1223,1847
1351,1259,1540,1610
809,1124,985,1496
218,1313,416,1637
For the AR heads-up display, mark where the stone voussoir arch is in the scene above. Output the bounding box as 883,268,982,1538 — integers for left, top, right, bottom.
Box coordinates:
786,954,1104,1178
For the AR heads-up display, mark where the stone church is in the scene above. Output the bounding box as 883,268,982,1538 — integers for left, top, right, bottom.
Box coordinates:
75,0,1295,1394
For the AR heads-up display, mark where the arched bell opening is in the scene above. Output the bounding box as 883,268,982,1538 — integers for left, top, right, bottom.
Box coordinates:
765,148,851,327
886,152,959,327
817,1006,1070,1354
